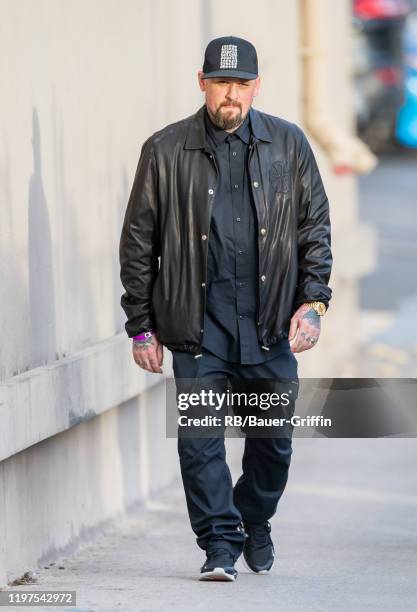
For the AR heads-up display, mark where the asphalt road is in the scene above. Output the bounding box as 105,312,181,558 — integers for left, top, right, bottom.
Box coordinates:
359,155,417,312
358,154,417,376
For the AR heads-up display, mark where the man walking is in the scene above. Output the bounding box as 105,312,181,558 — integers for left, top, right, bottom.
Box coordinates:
119,35,332,581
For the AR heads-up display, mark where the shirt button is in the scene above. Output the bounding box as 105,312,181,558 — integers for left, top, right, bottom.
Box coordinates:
260,228,267,235
201,282,206,287
253,181,259,188
261,275,266,282
202,234,207,240
208,188,214,195
200,329,204,333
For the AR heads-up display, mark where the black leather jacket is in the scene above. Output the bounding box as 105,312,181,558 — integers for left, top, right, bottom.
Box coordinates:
119,103,332,355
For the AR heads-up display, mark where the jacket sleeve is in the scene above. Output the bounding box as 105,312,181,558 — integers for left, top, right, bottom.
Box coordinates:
293,129,333,311
119,135,160,337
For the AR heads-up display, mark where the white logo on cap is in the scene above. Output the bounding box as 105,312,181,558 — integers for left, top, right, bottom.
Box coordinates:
220,44,238,69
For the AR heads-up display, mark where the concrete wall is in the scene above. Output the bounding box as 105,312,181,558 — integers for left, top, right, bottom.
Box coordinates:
0,0,373,585
0,380,178,586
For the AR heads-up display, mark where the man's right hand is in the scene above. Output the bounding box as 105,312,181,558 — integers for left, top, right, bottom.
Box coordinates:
132,333,164,374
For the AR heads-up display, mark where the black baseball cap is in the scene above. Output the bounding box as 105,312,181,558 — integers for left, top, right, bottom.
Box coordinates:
202,35,258,80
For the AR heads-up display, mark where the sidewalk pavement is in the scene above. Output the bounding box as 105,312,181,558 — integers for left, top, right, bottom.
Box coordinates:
3,438,417,612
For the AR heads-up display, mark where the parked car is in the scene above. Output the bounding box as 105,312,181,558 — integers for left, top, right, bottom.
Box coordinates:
352,0,410,151
396,10,417,147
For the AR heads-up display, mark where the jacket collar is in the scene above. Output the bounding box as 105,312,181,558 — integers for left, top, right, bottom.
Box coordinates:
184,103,272,150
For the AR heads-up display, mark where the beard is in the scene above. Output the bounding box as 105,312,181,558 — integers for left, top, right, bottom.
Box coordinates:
209,102,245,130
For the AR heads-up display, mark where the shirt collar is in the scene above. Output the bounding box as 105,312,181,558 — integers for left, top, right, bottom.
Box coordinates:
204,105,251,147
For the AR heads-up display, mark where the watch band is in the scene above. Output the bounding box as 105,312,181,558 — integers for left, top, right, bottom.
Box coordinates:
305,301,327,316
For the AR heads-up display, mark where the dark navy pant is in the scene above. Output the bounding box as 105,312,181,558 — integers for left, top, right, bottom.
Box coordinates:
172,346,299,560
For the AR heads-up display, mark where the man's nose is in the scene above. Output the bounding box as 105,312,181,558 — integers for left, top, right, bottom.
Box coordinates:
225,83,239,99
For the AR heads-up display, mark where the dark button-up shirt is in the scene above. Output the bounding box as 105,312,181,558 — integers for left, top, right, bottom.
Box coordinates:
202,105,288,364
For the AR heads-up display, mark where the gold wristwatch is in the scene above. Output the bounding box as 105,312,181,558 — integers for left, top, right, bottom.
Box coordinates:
305,301,327,316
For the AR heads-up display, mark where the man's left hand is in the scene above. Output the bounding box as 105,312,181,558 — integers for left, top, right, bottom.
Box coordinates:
288,303,321,353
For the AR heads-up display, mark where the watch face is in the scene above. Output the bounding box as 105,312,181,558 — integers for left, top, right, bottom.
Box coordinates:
317,303,326,315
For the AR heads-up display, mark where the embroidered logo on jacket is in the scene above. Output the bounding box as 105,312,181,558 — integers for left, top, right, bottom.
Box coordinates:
220,44,238,69
270,160,290,194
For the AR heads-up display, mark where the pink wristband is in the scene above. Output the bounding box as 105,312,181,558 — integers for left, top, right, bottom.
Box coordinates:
133,330,154,342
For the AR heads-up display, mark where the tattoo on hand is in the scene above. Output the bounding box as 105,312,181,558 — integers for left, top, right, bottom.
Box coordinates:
302,308,320,329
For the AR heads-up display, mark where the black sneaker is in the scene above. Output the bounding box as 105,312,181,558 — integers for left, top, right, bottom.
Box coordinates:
242,521,275,574
199,548,238,582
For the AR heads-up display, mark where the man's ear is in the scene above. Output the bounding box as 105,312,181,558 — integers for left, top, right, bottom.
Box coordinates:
254,75,261,97
198,70,206,92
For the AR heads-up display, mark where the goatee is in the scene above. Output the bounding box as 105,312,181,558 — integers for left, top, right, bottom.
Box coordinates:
209,103,245,131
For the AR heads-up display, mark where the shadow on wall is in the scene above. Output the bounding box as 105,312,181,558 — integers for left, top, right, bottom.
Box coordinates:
0,137,28,379
114,166,130,334
28,108,57,368
51,86,101,355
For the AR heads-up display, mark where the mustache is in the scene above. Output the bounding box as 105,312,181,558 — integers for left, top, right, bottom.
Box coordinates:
220,102,241,108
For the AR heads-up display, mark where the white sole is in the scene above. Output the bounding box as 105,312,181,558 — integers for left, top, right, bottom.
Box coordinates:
199,567,237,582
241,551,274,574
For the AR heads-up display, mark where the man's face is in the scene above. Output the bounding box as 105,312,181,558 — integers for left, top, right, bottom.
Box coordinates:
198,71,261,131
